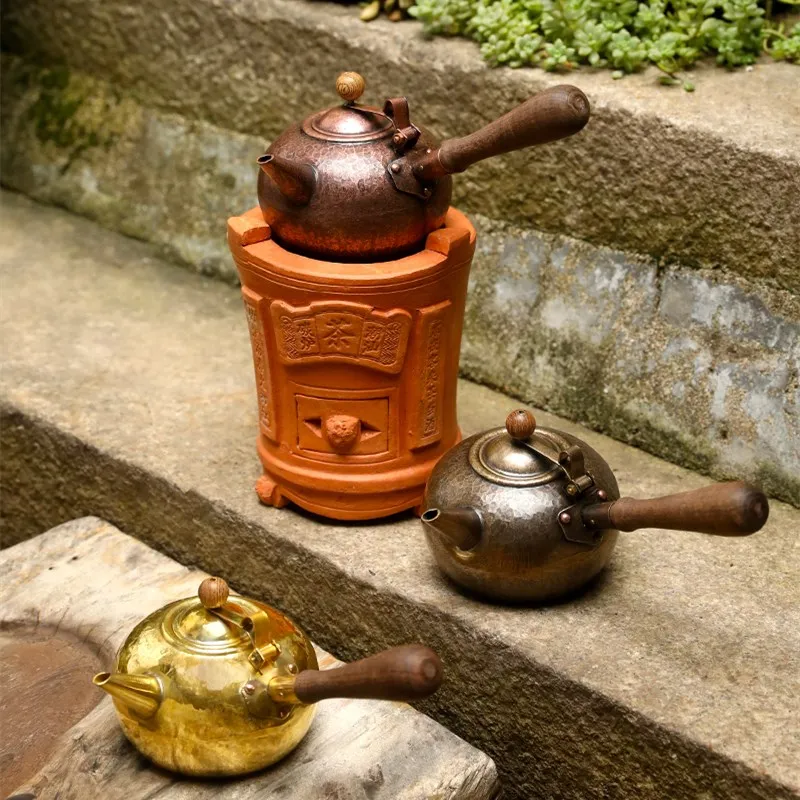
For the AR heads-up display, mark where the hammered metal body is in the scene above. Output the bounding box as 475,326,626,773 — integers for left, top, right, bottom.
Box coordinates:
423,427,621,603
109,595,318,776
258,115,451,262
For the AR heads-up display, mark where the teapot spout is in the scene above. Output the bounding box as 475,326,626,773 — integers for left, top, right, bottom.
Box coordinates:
93,671,163,718
421,507,482,551
257,154,316,206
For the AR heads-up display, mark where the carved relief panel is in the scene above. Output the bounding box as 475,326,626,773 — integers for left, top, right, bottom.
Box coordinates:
408,301,451,450
271,301,412,374
242,286,276,441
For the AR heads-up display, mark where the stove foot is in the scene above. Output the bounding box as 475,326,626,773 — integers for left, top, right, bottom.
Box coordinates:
255,475,289,508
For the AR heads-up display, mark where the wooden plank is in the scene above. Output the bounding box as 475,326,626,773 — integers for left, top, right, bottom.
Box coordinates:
1,517,499,800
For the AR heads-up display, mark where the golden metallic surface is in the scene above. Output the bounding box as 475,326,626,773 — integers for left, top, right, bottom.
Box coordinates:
92,672,162,718
268,675,301,705
96,592,318,776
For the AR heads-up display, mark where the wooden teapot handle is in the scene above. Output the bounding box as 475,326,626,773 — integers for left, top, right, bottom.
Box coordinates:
414,85,589,181
293,645,443,704
581,481,769,536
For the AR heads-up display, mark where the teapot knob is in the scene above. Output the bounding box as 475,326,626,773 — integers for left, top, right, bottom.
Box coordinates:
336,72,366,103
198,577,230,609
506,409,536,440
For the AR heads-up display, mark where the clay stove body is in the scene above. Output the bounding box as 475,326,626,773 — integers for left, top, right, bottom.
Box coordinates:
228,207,475,520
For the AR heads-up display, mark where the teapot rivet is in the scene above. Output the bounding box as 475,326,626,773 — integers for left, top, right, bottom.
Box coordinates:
391,163,401,174
287,663,298,674
597,489,608,501
242,681,256,696
559,512,572,525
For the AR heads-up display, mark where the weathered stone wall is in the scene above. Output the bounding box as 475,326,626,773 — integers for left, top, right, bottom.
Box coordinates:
465,220,799,504
2,0,798,505
2,0,799,290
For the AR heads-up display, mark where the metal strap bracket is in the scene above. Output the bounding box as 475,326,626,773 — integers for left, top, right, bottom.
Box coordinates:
210,602,282,674
518,439,596,498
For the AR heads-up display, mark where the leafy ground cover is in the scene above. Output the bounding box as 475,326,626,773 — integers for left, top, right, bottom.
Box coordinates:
359,0,799,88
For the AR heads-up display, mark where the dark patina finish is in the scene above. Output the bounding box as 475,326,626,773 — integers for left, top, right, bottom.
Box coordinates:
423,414,620,603
257,73,590,262
422,410,769,604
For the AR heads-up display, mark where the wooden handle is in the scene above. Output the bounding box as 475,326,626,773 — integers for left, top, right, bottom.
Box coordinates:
581,481,769,536
415,85,589,180
293,645,443,705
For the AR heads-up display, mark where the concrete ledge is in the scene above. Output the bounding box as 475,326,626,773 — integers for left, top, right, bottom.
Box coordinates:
2,194,799,799
3,64,798,503
2,0,799,291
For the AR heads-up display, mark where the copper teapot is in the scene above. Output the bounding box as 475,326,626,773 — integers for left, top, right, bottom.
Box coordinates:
257,72,589,261
421,410,769,603
94,577,442,776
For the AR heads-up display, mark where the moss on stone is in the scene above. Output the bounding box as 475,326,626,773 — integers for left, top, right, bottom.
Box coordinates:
755,461,800,508
12,64,119,173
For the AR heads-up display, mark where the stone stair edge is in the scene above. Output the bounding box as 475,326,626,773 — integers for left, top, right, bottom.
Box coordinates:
1,193,799,800
0,50,796,297
1,0,799,290
0,185,796,507
2,405,798,800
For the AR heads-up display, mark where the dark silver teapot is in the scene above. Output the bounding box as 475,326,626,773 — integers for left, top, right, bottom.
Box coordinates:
421,409,769,603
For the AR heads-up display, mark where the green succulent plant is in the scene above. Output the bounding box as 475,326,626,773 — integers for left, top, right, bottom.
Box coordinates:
360,0,799,88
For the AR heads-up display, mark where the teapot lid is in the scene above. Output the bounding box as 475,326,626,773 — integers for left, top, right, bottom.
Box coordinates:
302,72,394,143
469,410,594,495
161,578,285,671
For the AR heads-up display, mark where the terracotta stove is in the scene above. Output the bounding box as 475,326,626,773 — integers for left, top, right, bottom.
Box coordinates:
228,207,476,520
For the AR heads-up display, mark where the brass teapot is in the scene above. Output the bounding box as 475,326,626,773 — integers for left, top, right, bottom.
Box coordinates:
94,577,442,776
257,72,589,261
421,409,769,603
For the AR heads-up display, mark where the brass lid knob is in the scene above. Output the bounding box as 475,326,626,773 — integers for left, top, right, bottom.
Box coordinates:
198,577,229,609
505,409,536,440
336,72,366,103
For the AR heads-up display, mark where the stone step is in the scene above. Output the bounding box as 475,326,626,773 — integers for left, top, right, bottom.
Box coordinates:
2,41,798,504
1,76,798,509
1,0,798,291
1,193,798,799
